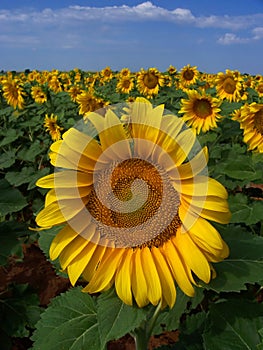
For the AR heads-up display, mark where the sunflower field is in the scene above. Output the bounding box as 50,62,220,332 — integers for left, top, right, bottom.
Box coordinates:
0,65,263,350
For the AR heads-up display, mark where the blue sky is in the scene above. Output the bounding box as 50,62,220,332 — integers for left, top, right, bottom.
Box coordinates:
0,0,263,74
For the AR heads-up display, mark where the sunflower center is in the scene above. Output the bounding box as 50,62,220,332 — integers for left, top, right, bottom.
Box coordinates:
223,77,236,94
193,99,212,118
122,79,131,88
254,109,263,135
143,73,159,89
183,69,194,81
87,158,181,248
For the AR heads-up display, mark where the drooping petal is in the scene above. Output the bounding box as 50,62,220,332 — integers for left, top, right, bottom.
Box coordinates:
67,236,100,286
140,247,162,305
84,248,124,293
161,240,195,297
131,248,149,307
115,249,133,306
151,246,176,308
174,229,211,284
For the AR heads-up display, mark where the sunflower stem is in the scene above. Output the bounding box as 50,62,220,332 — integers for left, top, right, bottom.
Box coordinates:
132,301,162,350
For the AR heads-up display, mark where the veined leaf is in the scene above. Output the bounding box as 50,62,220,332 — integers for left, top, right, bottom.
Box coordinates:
203,299,263,350
0,179,27,217
31,287,101,350
203,227,263,292
97,288,148,347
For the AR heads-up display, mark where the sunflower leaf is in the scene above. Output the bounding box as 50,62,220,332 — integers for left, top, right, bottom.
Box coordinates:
228,193,263,225
31,287,102,350
152,288,204,335
0,179,27,217
203,226,263,292
203,299,263,350
97,288,148,347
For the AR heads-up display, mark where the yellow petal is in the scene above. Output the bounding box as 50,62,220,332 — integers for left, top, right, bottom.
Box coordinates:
49,225,78,260
59,235,90,270
140,247,162,306
188,216,224,251
63,128,102,161
82,244,107,282
67,239,99,286
131,248,149,307
151,247,176,308
36,171,93,188
175,230,211,284
168,128,196,166
84,248,124,293
174,147,208,180
50,141,97,172
115,249,133,306
161,240,195,297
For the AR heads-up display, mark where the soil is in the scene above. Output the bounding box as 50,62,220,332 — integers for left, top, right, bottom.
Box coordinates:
0,244,179,350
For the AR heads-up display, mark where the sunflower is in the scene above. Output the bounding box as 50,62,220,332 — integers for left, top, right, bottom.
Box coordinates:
233,103,263,152
48,76,63,93
44,114,63,141
76,90,108,118
215,69,243,102
67,85,83,103
179,90,222,134
116,76,134,94
31,86,47,104
255,79,263,98
100,66,113,83
137,68,164,98
179,64,199,88
36,98,230,308
2,78,26,109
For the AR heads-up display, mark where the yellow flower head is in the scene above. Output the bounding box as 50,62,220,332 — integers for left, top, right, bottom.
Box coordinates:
179,89,222,134
116,76,134,94
36,98,230,308
215,69,243,102
31,86,47,104
2,78,26,109
233,103,263,152
137,68,164,98
44,114,63,141
179,64,199,88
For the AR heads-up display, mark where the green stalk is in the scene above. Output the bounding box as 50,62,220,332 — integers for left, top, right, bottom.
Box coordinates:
131,301,162,350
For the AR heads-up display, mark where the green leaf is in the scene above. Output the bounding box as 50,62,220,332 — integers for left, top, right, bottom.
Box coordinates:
0,179,27,217
5,166,50,189
0,150,16,169
203,227,263,292
0,221,29,265
17,140,47,162
176,312,206,350
229,193,263,224
97,288,148,347
153,288,203,334
0,128,23,146
203,299,263,350
0,284,42,338
257,328,263,349
31,287,101,350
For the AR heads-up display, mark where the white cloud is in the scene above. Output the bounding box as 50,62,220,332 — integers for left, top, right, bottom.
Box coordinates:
217,33,249,45
0,2,262,29
218,26,263,45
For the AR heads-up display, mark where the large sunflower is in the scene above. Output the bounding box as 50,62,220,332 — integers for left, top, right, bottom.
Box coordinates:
137,68,164,98
179,90,222,134
215,69,243,102
36,99,230,308
233,103,263,152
